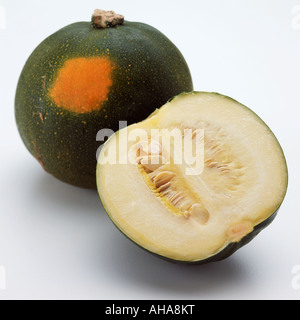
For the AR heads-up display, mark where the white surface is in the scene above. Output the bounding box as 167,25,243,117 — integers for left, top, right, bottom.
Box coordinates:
0,0,299,300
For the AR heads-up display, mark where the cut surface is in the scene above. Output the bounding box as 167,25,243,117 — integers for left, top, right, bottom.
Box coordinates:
97,92,288,262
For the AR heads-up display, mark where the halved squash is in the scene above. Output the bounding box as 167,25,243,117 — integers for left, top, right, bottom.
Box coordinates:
97,92,288,264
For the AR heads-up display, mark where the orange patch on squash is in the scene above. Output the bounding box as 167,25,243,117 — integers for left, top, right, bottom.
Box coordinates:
50,57,113,113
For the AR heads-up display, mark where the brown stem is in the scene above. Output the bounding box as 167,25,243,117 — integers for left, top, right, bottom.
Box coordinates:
92,9,124,29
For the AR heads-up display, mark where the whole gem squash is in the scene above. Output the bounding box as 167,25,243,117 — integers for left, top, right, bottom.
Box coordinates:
15,10,193,189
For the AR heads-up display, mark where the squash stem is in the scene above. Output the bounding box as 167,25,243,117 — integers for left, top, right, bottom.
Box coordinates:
92,9,124,29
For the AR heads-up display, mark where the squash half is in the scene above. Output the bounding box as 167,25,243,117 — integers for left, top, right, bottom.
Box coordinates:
97,92,288,264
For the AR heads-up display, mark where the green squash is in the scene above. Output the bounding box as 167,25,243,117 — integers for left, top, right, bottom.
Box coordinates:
97,92,288,264
15,10,193,189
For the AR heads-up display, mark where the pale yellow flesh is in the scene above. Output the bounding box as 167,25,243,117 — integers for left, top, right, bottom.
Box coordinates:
97,92,288,262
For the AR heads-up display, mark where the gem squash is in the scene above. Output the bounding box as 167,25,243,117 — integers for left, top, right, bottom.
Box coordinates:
15,10,193,188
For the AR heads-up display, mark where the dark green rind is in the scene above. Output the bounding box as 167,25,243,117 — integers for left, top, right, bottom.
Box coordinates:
15,21,193,189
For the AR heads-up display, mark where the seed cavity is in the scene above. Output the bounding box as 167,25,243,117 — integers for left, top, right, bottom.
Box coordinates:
138,155,166,172
134,135,210,225
152,171,175,188
139,139,161,156
133,122,245,224
201,122,245,196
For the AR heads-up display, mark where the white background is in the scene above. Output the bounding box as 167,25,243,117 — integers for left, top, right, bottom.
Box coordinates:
0,0,299,300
